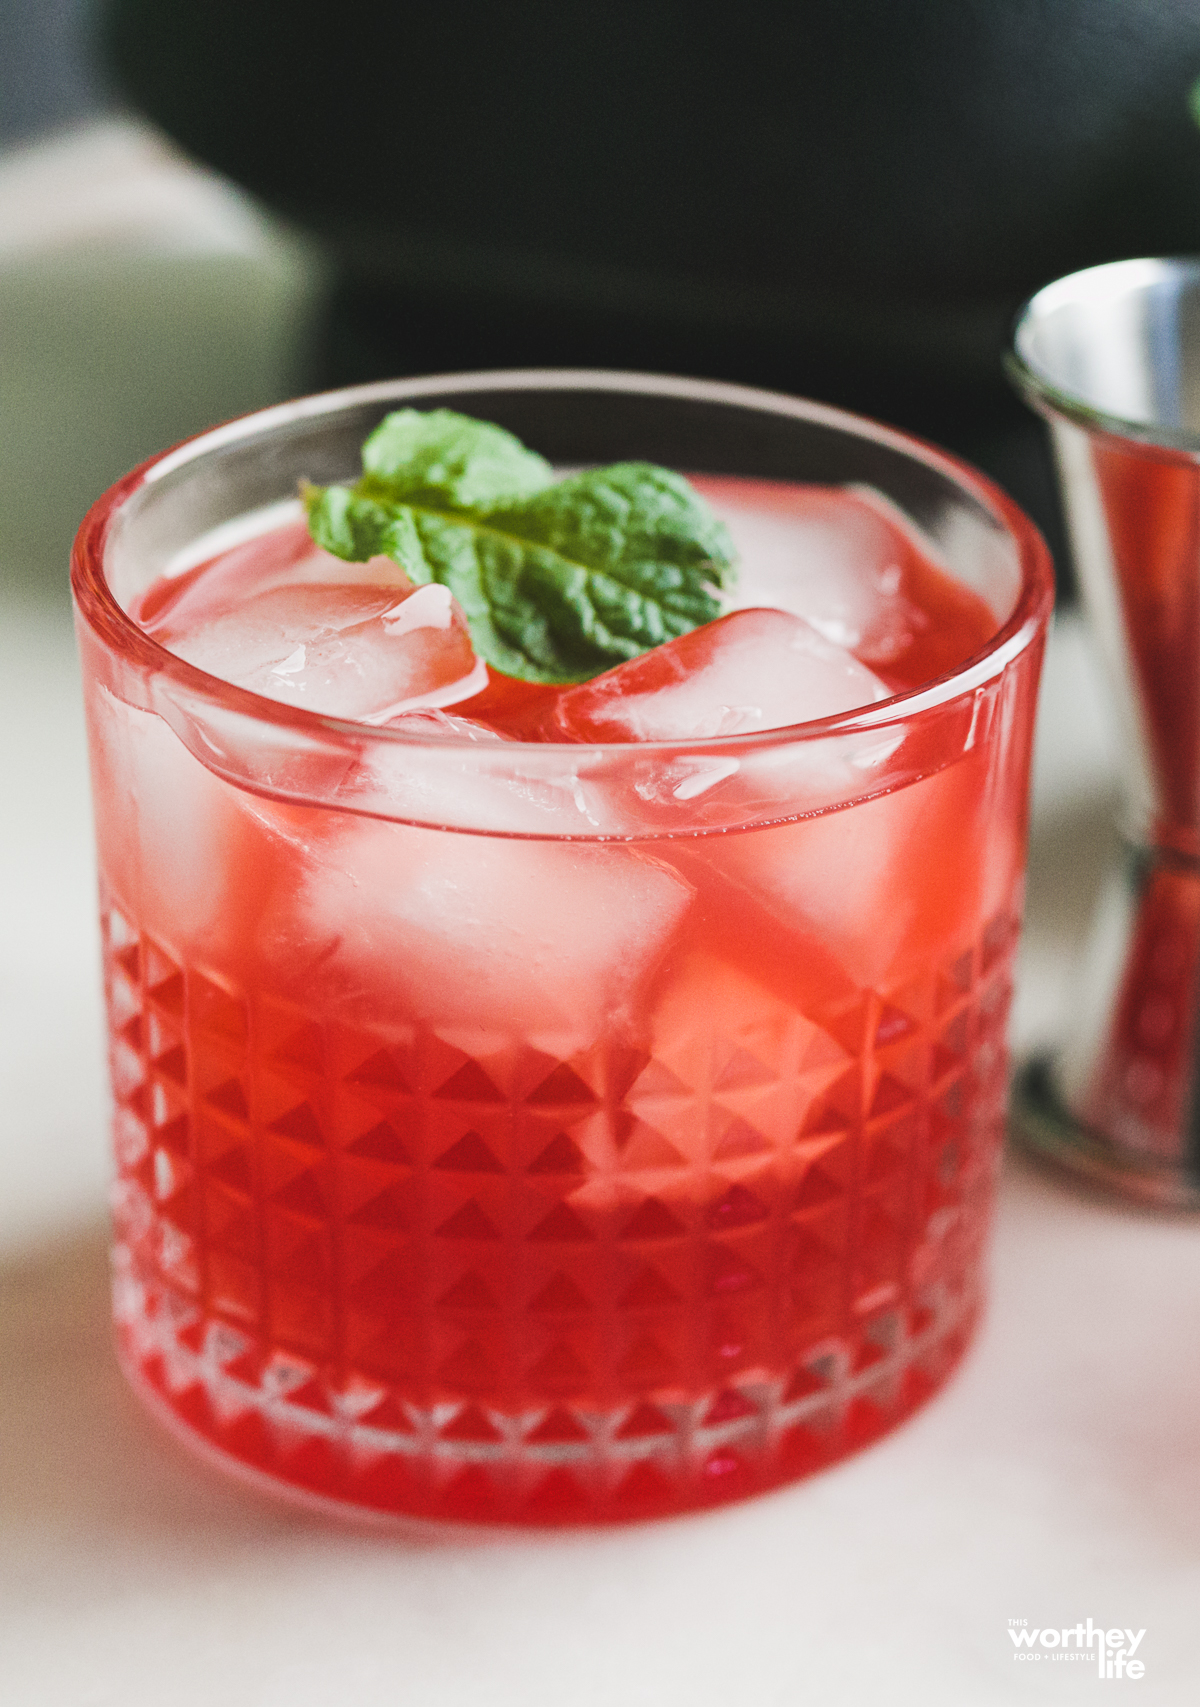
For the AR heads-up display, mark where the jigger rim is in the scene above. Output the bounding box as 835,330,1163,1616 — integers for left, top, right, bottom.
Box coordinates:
1006,255,1200,460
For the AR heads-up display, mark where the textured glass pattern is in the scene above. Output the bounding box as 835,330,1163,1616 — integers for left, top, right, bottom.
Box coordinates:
104,887,1014,1524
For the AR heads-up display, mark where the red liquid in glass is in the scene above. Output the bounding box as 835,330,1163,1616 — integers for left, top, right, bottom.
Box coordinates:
87,478,1037,1523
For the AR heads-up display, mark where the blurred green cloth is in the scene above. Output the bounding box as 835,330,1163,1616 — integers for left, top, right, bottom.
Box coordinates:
0,125,323,607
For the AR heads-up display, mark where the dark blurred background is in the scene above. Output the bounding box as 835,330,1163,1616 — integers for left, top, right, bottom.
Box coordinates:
98,0,1200,596
11,0,1200,597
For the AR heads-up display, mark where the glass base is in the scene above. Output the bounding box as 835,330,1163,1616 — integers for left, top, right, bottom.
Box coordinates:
1010,1056,1200,1210
113,1247,979,1526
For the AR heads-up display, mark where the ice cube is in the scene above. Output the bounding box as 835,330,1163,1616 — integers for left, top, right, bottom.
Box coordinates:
275,818,696,1054
638,948,854,1156
707,481,915,651
698,751,1014,989
85,684,255,955
153,580,485,721
656,842,861,1013
140,516,414,630
551,608,890,743
705,479,995,691
347,714,615,835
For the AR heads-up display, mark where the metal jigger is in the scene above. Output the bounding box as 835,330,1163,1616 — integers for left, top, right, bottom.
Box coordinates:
1008,257,1200,1208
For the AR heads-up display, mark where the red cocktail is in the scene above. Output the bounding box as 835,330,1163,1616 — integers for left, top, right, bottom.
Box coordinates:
73,373,1051,1523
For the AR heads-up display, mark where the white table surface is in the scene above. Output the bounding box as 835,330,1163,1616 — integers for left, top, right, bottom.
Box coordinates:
3,120,1199,1707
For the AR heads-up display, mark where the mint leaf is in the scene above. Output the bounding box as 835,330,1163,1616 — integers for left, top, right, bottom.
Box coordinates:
360,407,554,510
304,483,425,570
305,410,737,683
481,463,736,666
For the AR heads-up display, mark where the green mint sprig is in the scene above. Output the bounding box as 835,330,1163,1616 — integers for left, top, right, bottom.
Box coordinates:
304,408,737,684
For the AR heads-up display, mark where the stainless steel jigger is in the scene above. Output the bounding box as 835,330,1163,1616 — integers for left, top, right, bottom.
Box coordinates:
1008,257,1200,1208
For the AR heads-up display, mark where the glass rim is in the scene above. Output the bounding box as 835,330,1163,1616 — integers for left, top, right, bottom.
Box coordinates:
1006,256,1200,463
71,367,1054,757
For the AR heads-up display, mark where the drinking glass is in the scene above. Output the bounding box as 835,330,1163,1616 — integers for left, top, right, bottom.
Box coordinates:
73,371,1051,1523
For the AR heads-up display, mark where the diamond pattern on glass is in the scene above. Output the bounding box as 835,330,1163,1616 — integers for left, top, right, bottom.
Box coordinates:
102,879,1015,1523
